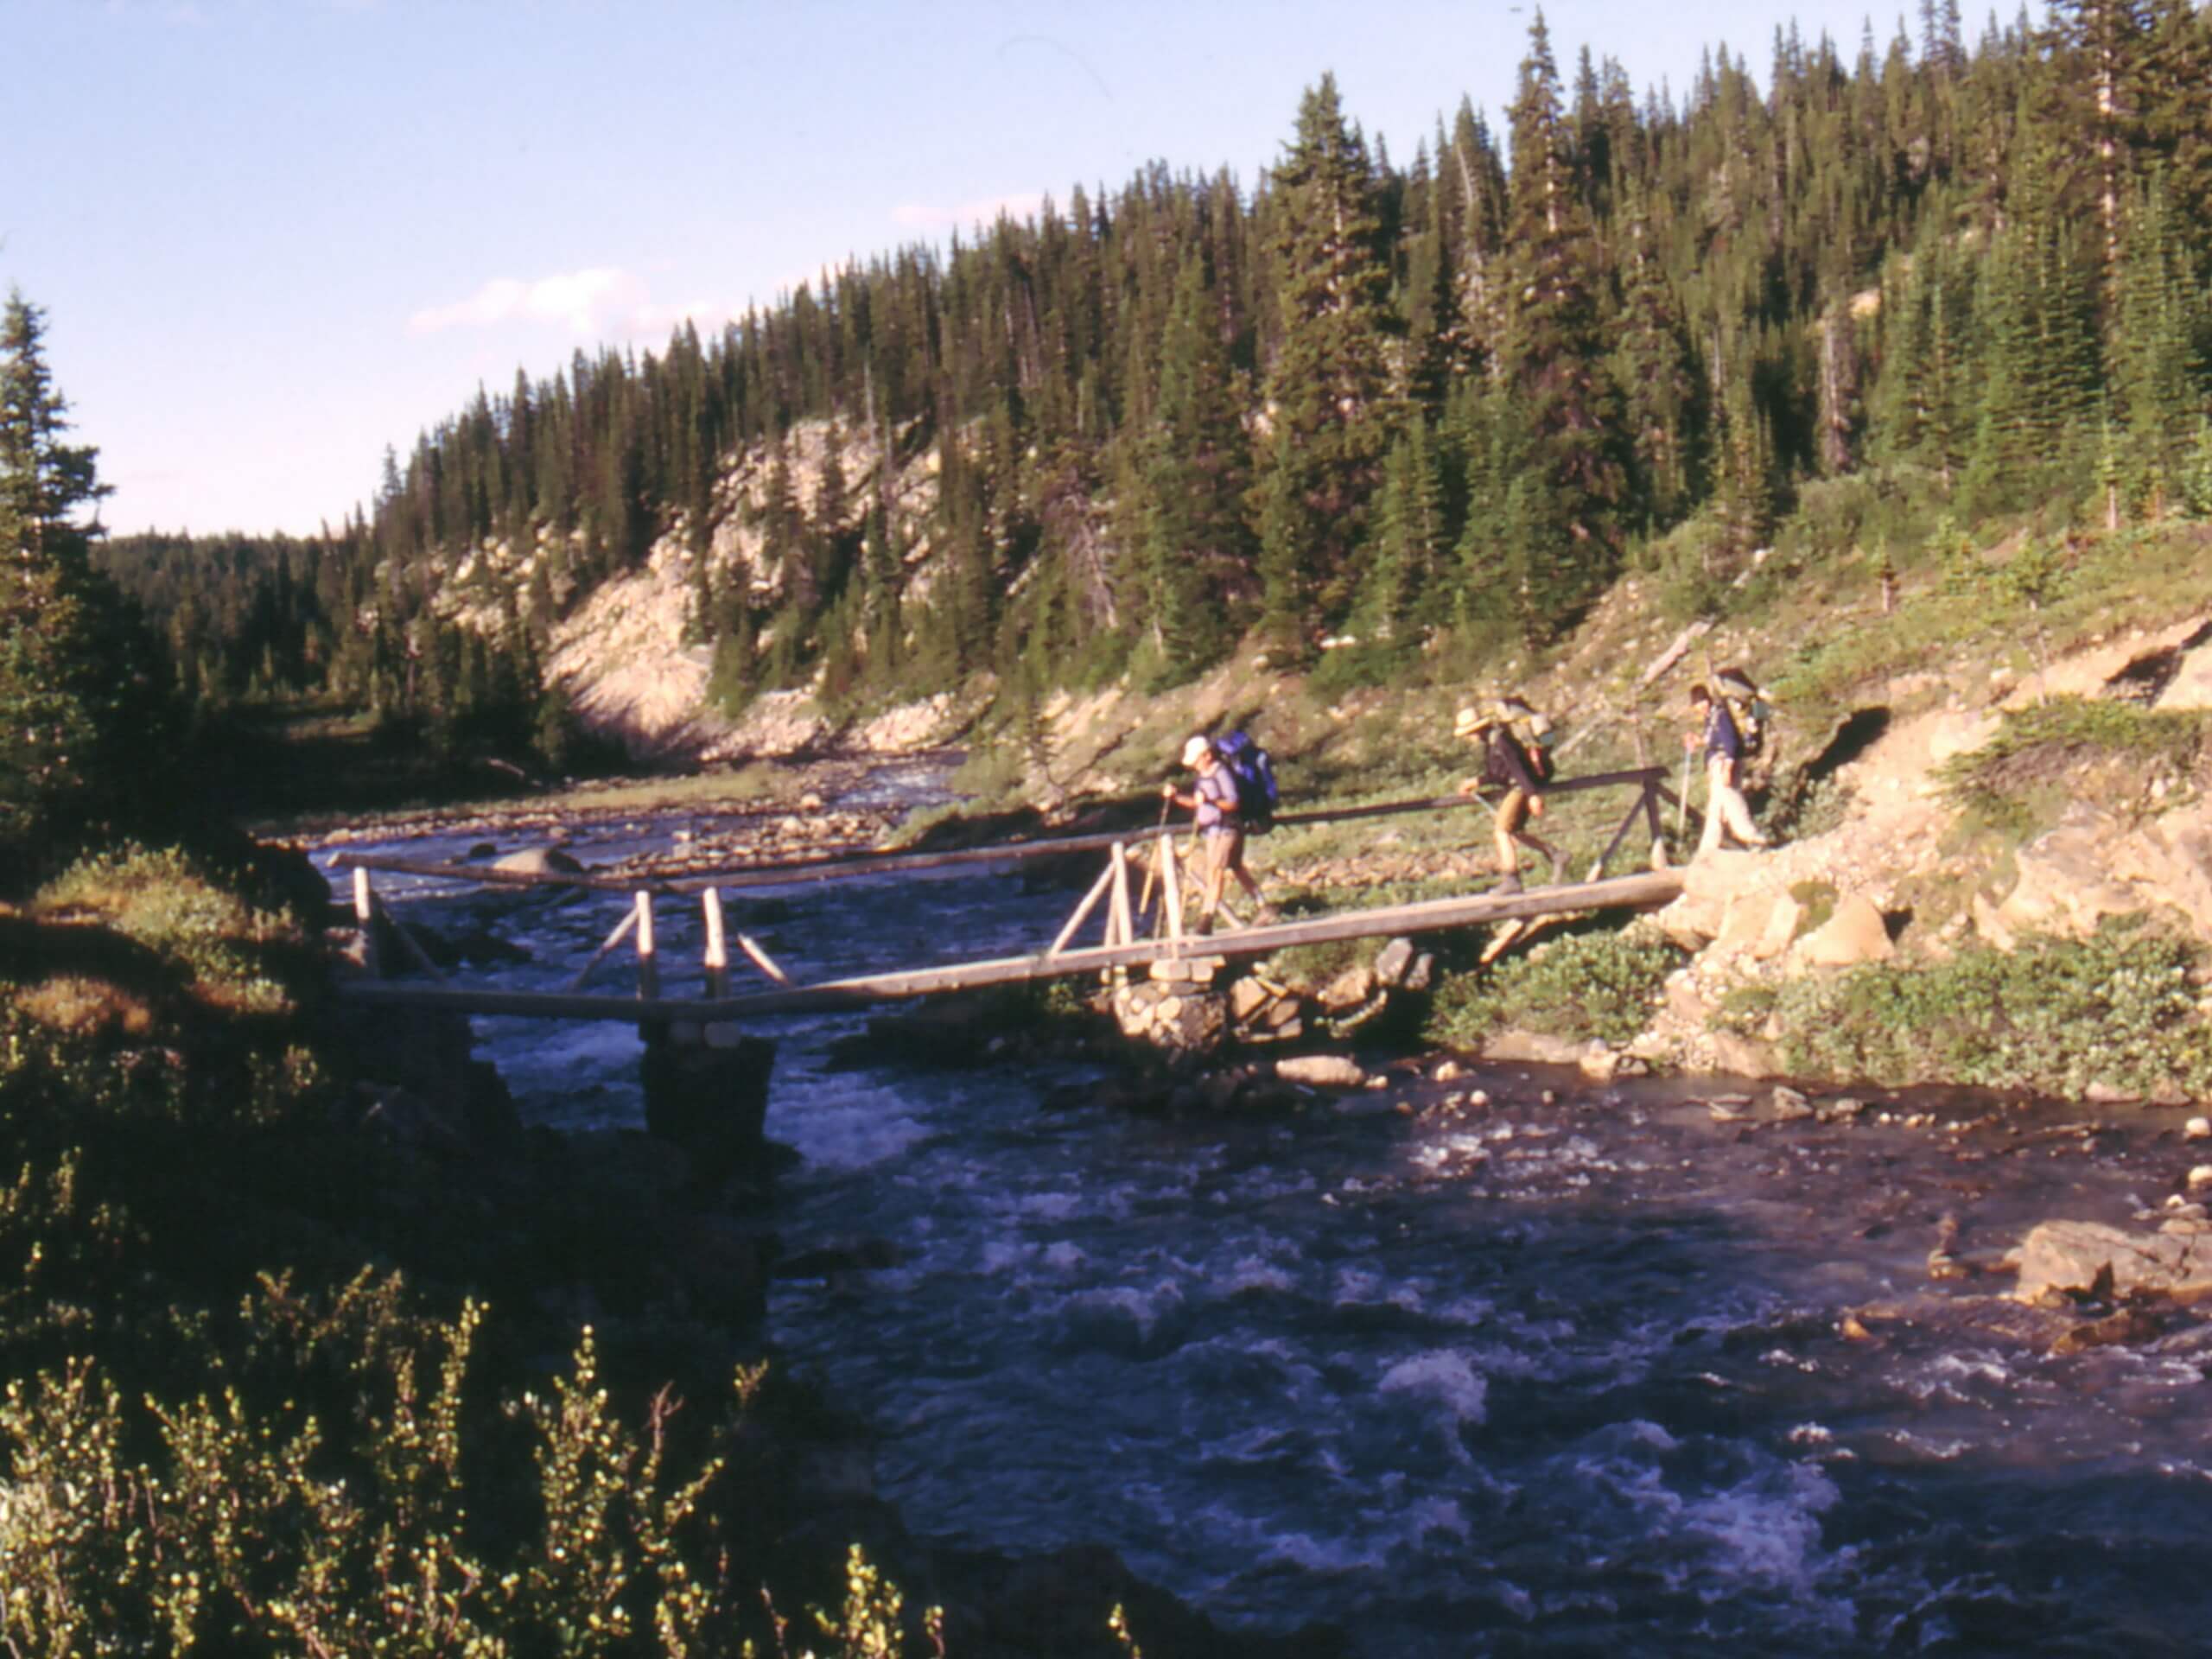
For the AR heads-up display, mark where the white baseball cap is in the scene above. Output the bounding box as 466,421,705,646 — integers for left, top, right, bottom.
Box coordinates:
1180,734,1212,767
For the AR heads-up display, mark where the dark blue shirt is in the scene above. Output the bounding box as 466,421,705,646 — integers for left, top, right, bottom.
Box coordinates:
1702,701,1742,762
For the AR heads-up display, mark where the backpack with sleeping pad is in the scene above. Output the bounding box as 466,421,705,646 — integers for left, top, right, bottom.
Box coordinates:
1721,686,1770,759
1213,730,1279,833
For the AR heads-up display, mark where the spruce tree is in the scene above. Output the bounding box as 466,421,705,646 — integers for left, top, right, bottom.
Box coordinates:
1493,12,1627,635
0,290,168,886
1254,74,1394,650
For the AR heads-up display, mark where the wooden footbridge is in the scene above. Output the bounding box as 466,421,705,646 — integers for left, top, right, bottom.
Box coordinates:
333,764,1688,1027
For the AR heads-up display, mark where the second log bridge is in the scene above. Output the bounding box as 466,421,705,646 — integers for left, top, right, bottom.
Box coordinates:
336,764,1688,1025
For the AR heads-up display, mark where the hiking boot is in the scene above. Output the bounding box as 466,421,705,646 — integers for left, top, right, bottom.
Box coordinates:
1254,904,1282,926
1493,873,1523,895
1192,912,1217,937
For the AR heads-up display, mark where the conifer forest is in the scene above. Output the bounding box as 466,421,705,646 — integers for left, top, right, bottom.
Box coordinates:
80,3,2212,761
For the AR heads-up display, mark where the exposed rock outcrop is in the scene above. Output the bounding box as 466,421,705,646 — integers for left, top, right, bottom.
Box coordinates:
2014,1219,2212,1304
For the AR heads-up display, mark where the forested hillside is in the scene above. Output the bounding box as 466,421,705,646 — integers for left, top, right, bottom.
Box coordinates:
102,2,2212,755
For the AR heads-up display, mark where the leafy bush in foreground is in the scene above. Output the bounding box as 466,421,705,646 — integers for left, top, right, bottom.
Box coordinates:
1752,917,2212,1095
0,1282,934,1656
1427,925,1686,1050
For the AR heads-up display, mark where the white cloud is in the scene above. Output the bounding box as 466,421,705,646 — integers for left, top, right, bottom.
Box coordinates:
890,191,1052,235
409,267,652,335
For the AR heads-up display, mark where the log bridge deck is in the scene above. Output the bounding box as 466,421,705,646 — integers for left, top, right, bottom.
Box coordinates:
334,766,1689,1026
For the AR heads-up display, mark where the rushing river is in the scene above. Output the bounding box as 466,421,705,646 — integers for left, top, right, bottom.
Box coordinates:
339,785,2212,1656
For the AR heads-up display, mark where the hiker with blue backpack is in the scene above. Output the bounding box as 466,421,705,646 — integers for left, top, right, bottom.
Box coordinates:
1162,731,1279,933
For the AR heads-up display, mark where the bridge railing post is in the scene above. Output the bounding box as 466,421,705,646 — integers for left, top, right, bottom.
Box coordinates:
702,887,728,997
634,891,658,1002
1160,833,1185,944
353,867,382,977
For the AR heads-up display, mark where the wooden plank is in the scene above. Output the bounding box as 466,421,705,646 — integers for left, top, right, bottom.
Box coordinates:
1108,842,1132,949
337,869,1685,1023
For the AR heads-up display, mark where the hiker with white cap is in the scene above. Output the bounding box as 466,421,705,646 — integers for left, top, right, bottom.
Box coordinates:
1162,734,1271,932
1454,696,1562,893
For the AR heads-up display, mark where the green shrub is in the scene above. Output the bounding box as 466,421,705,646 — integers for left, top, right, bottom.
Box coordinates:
1757,917,2212,1094
1427,923,1686,1049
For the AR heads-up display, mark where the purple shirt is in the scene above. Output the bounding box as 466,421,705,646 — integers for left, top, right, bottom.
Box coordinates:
1196,766,1240,832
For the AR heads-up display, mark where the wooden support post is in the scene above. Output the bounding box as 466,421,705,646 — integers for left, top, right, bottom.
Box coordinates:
1160,833,1185,944
566,904,641,993
352,868,382,977
735,933,791,985
385,912,449,982
1644,781,1669,869
634,891,659,1001
1108,842,1133,949
702,888,729,998
1591,791,1645,882
1047,858,1118,957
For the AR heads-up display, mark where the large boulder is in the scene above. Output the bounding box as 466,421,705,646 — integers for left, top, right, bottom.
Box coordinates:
493,845,586,878
1656,849,1770,950
1995,800,2212,944
1789,893,1895,969
2013,1219,2212,1304
2154,637,2212,713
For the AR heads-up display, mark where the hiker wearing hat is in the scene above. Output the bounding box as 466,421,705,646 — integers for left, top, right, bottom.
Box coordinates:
1454,696,1561,893
1685,683,1770,857
1715,666,1777,794
1162,734,1269,932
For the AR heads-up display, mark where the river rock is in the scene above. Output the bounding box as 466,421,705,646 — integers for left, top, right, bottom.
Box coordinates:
1228,977,1274,1022
1276,1054,1365,1089
494,845,586,878
1374,937,1418,987
1706,1031,1783,1078
2187,1116,2212,1141
1317,964,1376,1013
2013,1219,2212,1304
1482,1030,1586,1066
1577,1042,1622,1082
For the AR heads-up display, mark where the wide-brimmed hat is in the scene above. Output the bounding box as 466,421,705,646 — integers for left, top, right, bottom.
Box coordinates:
1180,734,1213,767
1452,705,1496,738
1496,694,1538,720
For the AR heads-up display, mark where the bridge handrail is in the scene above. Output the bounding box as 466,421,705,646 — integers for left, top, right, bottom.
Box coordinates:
330,766,1676,896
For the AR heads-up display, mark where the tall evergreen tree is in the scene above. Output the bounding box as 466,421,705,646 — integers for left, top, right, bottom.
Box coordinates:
1492,12,1627,634
1254,73,1395,648
0,291,168,885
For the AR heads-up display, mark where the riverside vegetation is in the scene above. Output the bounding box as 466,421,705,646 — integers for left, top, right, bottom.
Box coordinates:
8,0,2212,1643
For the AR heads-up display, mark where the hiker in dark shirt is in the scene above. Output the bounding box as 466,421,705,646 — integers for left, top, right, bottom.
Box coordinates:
1162,734,1270,931
1455,699,1562,893
1685,683,1770,857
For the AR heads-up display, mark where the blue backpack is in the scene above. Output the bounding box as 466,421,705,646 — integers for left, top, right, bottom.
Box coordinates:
1213,730,1279,833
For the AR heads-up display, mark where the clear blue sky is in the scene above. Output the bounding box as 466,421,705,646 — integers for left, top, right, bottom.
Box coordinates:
14,0,1912,537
